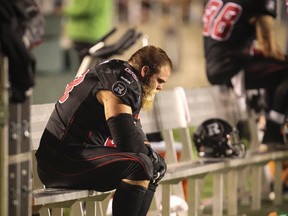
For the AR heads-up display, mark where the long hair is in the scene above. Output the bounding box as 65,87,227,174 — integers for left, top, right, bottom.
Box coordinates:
128,45,173,77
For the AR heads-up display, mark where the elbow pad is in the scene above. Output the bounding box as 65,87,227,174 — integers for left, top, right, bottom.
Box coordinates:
107,113,149,154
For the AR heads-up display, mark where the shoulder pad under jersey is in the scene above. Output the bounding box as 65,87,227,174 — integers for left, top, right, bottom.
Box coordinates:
95,60,142,112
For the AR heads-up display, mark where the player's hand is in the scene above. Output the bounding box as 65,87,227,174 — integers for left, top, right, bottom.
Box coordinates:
146,145,167,184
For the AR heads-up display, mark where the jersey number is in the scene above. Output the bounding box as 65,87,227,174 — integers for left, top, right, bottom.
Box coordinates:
202,0,242,41
59,71,88,103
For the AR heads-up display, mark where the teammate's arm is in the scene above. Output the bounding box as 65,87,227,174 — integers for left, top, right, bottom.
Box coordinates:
254,15,285,61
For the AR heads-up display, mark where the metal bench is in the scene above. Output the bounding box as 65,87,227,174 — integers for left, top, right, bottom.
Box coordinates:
148,86,229,216
31,86,288,216
31,103,113,216
150,86,288,216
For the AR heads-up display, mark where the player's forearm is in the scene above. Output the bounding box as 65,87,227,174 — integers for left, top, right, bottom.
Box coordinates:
107,113,149,154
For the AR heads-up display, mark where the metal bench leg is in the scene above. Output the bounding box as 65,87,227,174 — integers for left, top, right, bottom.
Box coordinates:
162,184,171,216
251,165,262,210
213,172,224,216
38,208,51,216
101,195,113,215
247,110,261,151
238,167,250,206
227,170,238,216
187,178,201,216
86,200,113,216
274,160,283,206
96,202,104,216
70,201,84,216
51,208,63,216
85,201,95,216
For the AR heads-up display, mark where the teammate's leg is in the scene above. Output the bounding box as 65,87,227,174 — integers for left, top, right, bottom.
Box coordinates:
245,58,288,147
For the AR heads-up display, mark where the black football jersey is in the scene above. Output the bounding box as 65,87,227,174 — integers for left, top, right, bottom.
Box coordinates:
203,0,277,60
46,59,144,146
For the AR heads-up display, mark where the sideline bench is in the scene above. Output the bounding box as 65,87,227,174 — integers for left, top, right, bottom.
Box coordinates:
31,103,113,216
30,86,288,216
147,86,288,216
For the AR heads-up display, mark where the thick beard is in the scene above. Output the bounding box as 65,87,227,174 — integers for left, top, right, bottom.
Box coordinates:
142,85,158,111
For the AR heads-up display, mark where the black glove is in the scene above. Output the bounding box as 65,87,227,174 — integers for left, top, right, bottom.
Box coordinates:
146,144,167,184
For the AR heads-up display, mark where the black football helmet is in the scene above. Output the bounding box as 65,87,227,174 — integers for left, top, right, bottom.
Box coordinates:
193,118,246,158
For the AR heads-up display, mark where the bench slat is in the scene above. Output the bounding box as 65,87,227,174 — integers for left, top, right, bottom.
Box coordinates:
32,188,89,206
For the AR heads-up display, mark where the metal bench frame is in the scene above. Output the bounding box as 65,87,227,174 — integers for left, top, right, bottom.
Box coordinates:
30,86,288,216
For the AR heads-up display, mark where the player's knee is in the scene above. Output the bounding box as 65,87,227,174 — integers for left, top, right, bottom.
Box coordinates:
138,152,154,178
123,153,154,181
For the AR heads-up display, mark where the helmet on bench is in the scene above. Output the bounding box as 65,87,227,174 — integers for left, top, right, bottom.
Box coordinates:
193,118,246,158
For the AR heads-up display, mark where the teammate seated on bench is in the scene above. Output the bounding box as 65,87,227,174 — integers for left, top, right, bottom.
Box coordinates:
35,45,172,216
202,0,288,150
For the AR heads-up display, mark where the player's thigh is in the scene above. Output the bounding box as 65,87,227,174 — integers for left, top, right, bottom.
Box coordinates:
38,146,153,190
245,58,288,88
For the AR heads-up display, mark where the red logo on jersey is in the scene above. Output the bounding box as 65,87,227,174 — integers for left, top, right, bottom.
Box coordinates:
104,137,116,147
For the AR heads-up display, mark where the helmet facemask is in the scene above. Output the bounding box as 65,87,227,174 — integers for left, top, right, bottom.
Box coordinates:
226,128,246,158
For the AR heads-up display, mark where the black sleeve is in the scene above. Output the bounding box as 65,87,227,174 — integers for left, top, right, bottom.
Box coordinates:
135,118,148,142
107,113,149,154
